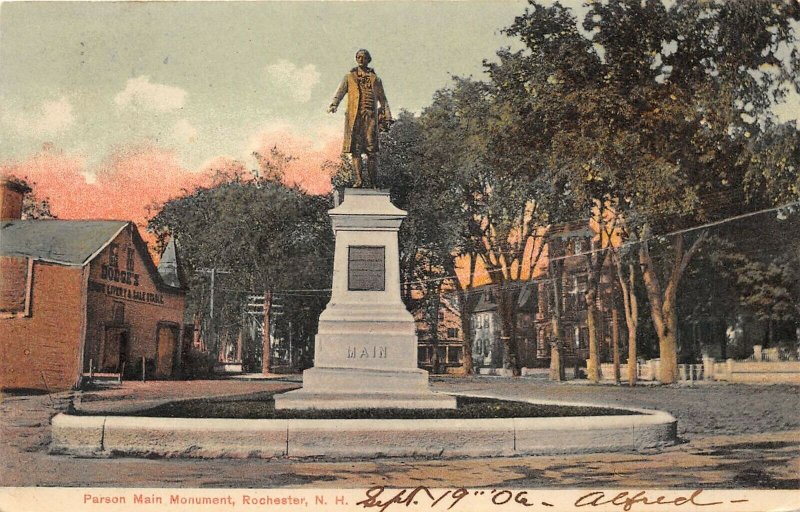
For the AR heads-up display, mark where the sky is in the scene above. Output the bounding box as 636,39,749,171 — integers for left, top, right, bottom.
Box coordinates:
1,1,798,232
0,0,538,226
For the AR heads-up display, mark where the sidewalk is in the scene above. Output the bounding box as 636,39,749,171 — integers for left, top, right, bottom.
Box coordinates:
2,376,798,488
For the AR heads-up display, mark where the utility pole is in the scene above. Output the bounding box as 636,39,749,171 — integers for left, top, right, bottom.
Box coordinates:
288,320,293,370
209,268,215,319
262,291,272,375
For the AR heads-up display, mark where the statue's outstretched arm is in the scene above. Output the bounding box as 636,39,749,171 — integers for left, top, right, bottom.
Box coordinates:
328,77,348,113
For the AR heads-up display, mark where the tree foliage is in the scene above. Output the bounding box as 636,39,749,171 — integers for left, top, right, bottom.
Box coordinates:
148,161,333,358
481,0,800,382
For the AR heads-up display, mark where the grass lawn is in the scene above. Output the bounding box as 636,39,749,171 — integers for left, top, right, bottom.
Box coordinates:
75,392,640,419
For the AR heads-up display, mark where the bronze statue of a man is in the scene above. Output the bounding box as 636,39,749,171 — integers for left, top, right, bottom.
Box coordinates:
328,49,392,188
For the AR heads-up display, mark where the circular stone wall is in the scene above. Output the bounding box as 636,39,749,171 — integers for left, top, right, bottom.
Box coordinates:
50,394,677,459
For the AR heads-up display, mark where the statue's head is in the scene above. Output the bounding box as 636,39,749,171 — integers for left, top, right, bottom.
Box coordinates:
355,49,372,66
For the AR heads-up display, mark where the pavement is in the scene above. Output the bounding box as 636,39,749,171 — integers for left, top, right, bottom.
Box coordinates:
1,376,798,489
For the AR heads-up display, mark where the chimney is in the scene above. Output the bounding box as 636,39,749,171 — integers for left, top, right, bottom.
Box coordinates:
1,177,32,221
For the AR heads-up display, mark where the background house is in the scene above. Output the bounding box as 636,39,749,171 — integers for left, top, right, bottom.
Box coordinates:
414,295,464,373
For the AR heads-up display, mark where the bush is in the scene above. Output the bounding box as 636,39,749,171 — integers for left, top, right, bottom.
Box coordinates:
183,350,216,380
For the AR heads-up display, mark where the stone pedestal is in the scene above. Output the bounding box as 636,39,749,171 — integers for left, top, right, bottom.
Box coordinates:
274,189,456,410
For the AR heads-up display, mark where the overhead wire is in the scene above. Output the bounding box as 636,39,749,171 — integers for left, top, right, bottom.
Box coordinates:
190,198,798,297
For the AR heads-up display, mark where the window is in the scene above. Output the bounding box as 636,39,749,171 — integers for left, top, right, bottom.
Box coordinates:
112,301,125,324
575,326,589,348
417,346,430,363
447,327,460,339
447,346,462,364
0,256,33,317
126,247,135,272
108,243,119,268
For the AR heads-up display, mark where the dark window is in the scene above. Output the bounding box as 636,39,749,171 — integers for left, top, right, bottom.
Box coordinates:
447,327,459,339
112,302,125,324
348,246,385,291
108,243,119,268
417,346,430,363
126,247,135,272
447,346,462,364
577,327,589,348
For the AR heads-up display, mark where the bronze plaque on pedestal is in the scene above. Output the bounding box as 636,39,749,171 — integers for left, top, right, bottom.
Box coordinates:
348,246,385,291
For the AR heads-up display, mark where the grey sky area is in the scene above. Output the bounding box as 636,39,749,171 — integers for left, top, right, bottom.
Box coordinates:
1,1,797,188
0,1,534,172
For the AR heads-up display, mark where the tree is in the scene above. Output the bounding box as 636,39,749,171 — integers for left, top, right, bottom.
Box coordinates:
611,245,640,385
382,106,483,374
498,0,800,383
422,78,554,375
710,213,800,348
148,160,333,368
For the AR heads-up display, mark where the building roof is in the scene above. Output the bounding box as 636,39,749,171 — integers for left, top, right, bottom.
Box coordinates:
472,289,497,313
157,238,185,288
0,219,185,293
469,282,538,314
0,220,127,266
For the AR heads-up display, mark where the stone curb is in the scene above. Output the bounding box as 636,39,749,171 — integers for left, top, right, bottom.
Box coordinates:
49,394,677,459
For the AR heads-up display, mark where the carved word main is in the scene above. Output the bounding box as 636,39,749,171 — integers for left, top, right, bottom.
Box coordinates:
347,346,388,359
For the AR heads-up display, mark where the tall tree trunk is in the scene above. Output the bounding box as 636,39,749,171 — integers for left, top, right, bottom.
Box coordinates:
458,289,474,374
262,290,272,375
448,255,476,375
498,286,520,376
193,312,204,351
639,230,706,384
661,289,680,384
640,242,674,384
429,282,442,375
612,302,621,384
584,243,609,384
549,259,565,381
236,320,244,362
585,284,601,382
614,257,639,387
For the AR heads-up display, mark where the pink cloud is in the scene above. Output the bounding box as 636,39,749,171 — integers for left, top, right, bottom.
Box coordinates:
0,144,212,250
247,125,339,194
1,130,340,251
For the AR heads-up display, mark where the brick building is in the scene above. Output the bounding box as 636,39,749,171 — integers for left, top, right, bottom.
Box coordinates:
0,178,187,391
533,223,616,367
462,223,617,372
414,295,464,373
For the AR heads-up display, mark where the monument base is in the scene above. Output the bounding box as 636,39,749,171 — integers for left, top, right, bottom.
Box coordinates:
274,367,456,410
273,188,456,411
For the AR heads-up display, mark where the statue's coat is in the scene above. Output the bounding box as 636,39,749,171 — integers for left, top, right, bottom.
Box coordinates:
331,67,392,154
